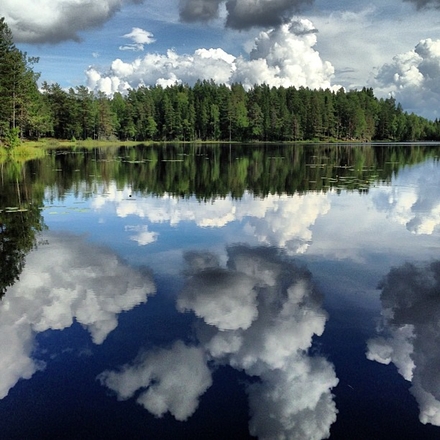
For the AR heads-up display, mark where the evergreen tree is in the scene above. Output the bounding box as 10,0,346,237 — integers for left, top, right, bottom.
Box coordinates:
0,18,40,146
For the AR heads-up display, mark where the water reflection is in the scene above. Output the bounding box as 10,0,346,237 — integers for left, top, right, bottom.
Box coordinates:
92,184,331,254
33,143,440,202
0,232,156,399
367,261,440,426
100,246,338,439
3,143,440,438
99,341,212,422
0,161,46,297
372,159,440,235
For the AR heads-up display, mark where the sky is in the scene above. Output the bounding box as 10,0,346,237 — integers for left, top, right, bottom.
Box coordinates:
2,0,440,119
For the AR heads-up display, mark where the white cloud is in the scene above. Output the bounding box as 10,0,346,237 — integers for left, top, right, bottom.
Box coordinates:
119,27,156,51
372,160,440,235
83,67,132,95
86,17,337,94
123,27,156,45
0,0,144,43
307,4,440,114
87,47,236,94
232,18,336,90
366,261,440,426
0,232,155,399
373,38,440,119
98,341,212,421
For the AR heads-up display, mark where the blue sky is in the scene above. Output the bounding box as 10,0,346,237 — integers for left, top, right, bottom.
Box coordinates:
2,0,440,119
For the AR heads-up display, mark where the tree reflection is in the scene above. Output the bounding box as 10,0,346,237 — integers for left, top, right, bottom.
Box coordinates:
0,161,46,297
35,143,440,202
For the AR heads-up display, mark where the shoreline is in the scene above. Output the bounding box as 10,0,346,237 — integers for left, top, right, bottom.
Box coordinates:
2,138,440,164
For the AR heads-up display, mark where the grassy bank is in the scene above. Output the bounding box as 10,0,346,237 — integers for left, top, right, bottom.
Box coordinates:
27,138,156,149
0,144,46,163
2,137,435,164
0,138,148,163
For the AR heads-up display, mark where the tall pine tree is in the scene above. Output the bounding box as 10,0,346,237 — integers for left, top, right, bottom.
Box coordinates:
0,17,40,147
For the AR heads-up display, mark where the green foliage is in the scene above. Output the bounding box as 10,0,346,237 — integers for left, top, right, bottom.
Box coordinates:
0,160,46,297
4,127,20,149
0,18,41,141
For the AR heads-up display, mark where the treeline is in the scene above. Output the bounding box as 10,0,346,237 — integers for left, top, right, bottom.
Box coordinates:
33,82,440,143
2,16,440,145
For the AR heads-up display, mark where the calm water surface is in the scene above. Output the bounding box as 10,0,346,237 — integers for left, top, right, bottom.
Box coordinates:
1,143,440,439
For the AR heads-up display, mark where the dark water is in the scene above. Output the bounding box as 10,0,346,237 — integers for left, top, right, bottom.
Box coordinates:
1,143,440,439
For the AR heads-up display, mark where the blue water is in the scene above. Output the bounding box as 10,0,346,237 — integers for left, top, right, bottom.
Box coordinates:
1,144,440,439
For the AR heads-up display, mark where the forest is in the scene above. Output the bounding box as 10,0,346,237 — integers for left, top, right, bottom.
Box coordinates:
2,16,440,147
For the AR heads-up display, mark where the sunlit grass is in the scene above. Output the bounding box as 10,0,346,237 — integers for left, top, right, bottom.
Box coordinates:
0,144,46,163
27,138,150,150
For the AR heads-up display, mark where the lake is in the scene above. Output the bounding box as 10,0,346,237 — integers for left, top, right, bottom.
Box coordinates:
1,142,440,439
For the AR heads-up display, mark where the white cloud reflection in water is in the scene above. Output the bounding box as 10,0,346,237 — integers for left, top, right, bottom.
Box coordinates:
91,183,331,254
372,160,440,235
0,233,156,400
367,261,440,426
98,341,212,421
100,246,338,439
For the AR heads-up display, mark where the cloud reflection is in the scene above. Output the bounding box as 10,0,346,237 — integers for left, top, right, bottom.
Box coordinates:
372,160,440,235
367,261,440,425
92,184,330,254
0,232,155,399
99,341,212,421
100,246,338,439
194,246,338,440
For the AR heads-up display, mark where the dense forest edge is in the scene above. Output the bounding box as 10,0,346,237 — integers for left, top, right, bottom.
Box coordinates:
2,16,440,155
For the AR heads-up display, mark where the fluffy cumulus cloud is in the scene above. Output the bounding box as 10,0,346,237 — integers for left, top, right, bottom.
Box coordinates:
232,18,335,90
366,261,440,426
372,160,440,235
179,0,312,29
98,341,212,421
91,183,331,254
86,47,236,95
0,232,155,399
374,38,440,118
0,0,144,43
86,17,336,94
188,246,339,438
